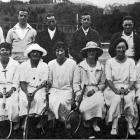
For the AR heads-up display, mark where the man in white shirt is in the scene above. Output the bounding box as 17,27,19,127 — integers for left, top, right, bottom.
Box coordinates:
109,16,140,62
35,13,66,63
6,7,37,63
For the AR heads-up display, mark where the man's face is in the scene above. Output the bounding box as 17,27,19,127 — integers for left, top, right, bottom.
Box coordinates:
18,11,28,24
81,15,91,29
122,19,134,35
46,16,56,31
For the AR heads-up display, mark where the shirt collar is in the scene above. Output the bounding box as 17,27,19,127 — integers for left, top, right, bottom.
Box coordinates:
13,23,32,30
79,60,102,71
122,31,133,38
48,28,56,33
82,27,89,34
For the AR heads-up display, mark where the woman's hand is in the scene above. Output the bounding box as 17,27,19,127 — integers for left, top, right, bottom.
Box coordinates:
6,87,16,98
27,93,34,102
87,89,95,97
114,88,121,95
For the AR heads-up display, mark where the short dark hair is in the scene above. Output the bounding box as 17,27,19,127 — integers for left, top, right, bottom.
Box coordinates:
0,42,12,55
18,6,29,13
54,41,68,57
123,16,134,22
111,38,128,56
81,12,90,16
46,12,55,19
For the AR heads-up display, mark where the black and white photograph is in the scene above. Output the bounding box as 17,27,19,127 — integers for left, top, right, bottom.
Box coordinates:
0,0,140,139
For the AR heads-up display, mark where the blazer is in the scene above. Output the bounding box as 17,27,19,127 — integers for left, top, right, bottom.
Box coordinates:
108,31,140,62
69,27,100,63
35,27,66,63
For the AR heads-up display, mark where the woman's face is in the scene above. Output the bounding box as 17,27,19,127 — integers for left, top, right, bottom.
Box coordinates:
87,49,97,60
29,50,42,61
56,47,65,59
0,48,11,58
116,42,127,57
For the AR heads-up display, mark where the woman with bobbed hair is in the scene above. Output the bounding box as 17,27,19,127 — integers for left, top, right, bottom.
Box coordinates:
0,42,19,130
73,41,106,132
48,41,76,128
104,38,138,136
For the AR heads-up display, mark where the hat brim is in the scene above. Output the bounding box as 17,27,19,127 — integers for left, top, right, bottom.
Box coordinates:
81,48,103,58
24,44,47,57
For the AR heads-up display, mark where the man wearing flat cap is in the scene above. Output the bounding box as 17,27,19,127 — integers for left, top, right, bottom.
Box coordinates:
69,12,101,64
35,13,67,63
6,7,37,63
108,15,140,63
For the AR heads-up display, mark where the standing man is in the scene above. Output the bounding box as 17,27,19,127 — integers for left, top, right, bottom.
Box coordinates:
108,15,140,63
35,13,67,63
69,12,101,63
6,7,37,63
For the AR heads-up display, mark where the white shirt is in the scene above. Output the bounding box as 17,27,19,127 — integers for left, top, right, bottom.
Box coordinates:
15,23,32,40
48,28,56,40
121,31,134,57
0,26,4,43
82,27,89,36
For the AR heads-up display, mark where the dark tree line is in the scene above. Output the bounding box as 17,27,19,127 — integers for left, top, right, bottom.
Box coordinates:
0,0,140,42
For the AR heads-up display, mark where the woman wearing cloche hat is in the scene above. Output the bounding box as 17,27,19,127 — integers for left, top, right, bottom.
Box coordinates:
18,43,49,128
73,41,106,133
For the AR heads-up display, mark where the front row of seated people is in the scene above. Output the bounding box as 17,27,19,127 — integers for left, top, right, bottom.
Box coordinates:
0,39,140,136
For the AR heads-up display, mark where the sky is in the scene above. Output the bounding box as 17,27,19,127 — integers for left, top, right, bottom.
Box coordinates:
1,0,139,8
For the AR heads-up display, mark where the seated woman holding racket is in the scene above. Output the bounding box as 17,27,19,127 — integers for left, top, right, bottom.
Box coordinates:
48,41,76,128
0,42,20,136
104,38,138,136
18,43,49,129
73,41,106,133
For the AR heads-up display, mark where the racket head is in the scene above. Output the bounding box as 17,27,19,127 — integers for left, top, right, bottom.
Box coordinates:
117,116,129,139
0,120,12,138
65,109,82,135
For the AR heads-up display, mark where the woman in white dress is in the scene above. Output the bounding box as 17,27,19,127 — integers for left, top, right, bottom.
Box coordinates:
48,41,76,128
0,42,19,129
18,43,48,126
104,38,137,136
135,56,140,130
73,41,106,132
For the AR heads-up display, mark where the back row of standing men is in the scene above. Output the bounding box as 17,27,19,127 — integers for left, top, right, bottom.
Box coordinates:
0,7,140,64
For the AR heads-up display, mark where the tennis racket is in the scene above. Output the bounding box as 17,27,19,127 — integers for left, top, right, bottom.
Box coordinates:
23,82,47,139
65,84,86,135
116,87,129,139
0,87,12,139
38,91,50,135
